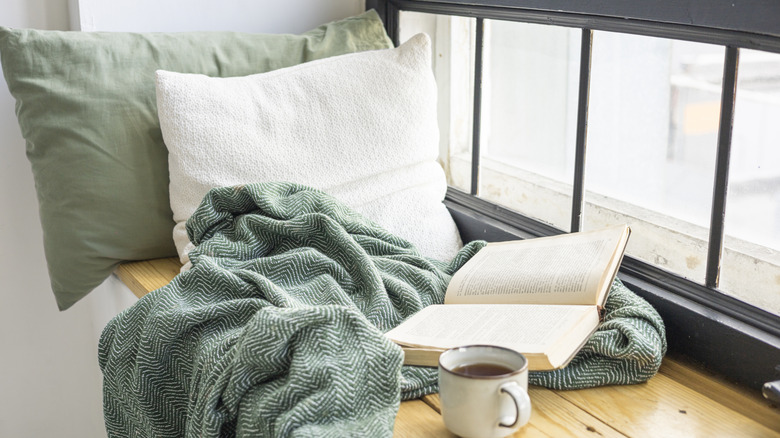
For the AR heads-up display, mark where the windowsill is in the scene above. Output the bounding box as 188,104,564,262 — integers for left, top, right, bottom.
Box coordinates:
448,153,780,316
445,185,780,390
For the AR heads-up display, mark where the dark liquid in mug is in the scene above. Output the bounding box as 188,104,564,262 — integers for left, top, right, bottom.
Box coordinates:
452,363,514,377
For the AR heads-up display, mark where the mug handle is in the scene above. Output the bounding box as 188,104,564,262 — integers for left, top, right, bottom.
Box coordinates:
498,381,532,429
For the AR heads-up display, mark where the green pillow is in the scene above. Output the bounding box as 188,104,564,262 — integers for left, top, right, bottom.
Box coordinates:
0,10,392,310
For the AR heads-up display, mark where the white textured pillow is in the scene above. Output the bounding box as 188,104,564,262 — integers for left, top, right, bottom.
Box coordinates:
156,33,462,267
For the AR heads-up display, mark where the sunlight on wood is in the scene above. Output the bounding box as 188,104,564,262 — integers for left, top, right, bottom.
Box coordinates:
394,400,453,437
558,372,778,437
115,257,181,299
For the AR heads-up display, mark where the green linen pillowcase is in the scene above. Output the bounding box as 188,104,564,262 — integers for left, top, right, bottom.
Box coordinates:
0,10,393,310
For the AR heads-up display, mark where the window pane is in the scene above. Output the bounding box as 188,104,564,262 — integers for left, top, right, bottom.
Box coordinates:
721,48,780,315
477,20,579,230
402,11,780,315
584,32,724,285
399,11,475,193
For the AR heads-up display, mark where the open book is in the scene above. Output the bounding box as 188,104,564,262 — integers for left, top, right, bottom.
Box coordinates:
385,224,631,371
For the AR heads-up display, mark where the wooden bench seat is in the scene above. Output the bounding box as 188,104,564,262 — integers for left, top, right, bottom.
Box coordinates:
116,258,780,437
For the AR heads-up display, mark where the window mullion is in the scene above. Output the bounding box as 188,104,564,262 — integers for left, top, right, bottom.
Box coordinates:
470,17,485,196
571,29,593,232
705,46,740,289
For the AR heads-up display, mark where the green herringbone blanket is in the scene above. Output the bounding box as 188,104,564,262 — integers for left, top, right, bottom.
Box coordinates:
99,182,665,437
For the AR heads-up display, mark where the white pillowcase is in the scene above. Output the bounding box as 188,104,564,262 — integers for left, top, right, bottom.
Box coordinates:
156,33,462,267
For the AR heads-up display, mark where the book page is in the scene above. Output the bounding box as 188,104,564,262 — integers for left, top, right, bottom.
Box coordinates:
446,225,628,306
385,304,595,354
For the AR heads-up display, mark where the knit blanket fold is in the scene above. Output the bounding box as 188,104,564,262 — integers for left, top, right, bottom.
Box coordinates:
99,182,665,437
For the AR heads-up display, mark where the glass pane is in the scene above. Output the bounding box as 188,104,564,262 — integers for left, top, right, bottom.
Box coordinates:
478,20,580,230
584,32,723,284
399,11,475,193
721,48,780,315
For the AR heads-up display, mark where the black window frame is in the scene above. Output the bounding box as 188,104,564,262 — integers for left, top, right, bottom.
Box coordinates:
367,0,780,391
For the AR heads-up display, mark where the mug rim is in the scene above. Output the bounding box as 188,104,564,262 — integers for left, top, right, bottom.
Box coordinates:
439,344,528,379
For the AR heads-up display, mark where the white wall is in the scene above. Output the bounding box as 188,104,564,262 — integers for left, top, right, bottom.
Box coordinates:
0,1,364,436
0,2,116,436
74,0,363,33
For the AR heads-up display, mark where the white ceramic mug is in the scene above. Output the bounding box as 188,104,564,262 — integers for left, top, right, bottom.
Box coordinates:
438,345,532,438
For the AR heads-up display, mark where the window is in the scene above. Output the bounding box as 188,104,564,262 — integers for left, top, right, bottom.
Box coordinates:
399,11,780,317
378,0,780,389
